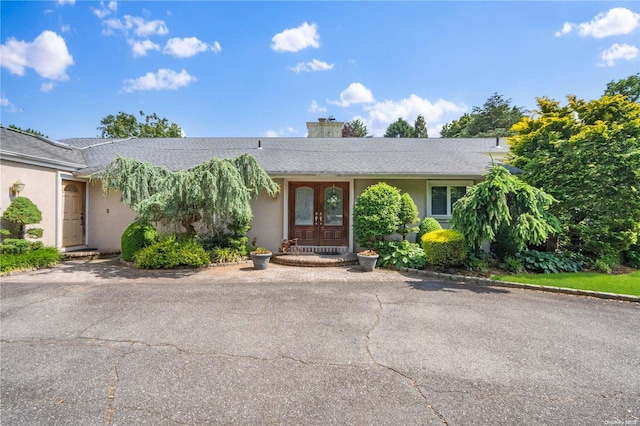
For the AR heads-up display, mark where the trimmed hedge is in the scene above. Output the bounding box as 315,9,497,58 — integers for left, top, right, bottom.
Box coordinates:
416,218,442,244
421,229,466,268
121,222,159,261
134,236,210,269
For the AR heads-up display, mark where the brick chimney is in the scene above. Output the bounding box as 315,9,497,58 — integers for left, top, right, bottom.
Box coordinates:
306,117,344,138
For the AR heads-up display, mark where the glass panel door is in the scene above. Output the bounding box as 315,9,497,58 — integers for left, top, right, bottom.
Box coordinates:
295,186,314,225
323,186,343,226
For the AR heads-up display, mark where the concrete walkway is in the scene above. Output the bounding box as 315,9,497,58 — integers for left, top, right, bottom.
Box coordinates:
1,259,639,425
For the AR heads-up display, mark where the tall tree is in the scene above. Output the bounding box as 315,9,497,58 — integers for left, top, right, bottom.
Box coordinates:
342,119,370,137
6,125,48,138
98,111,183,138
93,154,279,236
604,73,640,103
384,117,415,138
509,94,640,262
413,115,428,138
440,93,525,137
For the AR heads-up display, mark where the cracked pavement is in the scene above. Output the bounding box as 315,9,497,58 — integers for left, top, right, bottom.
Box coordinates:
1,259,639,425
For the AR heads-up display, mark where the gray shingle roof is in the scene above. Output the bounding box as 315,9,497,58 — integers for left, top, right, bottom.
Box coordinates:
1,126,86,169
61,136,512,177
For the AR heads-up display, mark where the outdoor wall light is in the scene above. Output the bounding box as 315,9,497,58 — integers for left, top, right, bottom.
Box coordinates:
10,180,25,196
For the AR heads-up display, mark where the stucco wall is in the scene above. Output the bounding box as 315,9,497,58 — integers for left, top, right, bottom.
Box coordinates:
248,178,284,252
87,182,137,251
0,160,59,246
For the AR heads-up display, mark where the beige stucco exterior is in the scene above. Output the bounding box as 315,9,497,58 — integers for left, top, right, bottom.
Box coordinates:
86,182,137,251
1,160,60,247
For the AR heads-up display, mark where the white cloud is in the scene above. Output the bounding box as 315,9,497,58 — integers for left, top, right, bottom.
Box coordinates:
61,24,71,32
362,94,466,137
0,31,74,80
309,100,327,113
40,82,55,92
128,39,160,57
328,82,375,107
57,0,75,5
1,96,21,112
601,43,639,66
102,15,168,37
93,0,117,19
271,22,319,53
163,37,221,58
122,68,196,92
556,7,640,38
290,59,334,73
265,127,297,137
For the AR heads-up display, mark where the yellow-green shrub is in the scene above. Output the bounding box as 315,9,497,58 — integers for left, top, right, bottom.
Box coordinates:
421,229,466,268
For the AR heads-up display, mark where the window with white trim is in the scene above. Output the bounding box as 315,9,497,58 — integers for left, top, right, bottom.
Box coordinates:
428,183,470,217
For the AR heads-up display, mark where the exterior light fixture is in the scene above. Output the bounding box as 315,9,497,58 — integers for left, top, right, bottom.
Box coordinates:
10,180,25,196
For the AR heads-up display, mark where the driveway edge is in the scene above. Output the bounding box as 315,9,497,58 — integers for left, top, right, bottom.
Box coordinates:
401,268,640,303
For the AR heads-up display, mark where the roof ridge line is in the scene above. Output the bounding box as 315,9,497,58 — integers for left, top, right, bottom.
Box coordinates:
79,136,136,150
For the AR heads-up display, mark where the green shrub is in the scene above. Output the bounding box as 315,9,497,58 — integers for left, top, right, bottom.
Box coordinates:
516,250,585,274
134,236,210,269
415,218,442,243
375,240,426,270
0,239,43,255
0,247,61,273
26,228,44,239
623,244,640,269
121,222,159,261
421,229,466,268
353,183,402,249
210,247,242,263
398,193,420,240
1,196,42,239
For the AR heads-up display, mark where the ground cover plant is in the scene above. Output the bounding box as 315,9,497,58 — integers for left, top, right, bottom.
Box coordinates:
134,236,210,269
491,271,640,296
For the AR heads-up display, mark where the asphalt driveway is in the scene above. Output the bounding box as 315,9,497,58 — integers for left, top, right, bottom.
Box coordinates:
1,260,639,425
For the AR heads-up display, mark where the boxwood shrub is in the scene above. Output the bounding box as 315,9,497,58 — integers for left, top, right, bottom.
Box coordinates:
134,236,210,269
415,218,442,244
421,229,466,268
121,222,159,261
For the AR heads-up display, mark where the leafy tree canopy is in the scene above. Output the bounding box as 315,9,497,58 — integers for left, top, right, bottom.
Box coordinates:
441,93,525,138
450,165,559,256
508,94,640,260
92,154,279,236
384,117,415,138
342,119,370,137
98,111,183,138
398,193,420,240
6,125,48,138
604,73,639,103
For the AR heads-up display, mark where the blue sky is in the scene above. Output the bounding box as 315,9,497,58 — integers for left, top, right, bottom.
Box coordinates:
1,1,639,139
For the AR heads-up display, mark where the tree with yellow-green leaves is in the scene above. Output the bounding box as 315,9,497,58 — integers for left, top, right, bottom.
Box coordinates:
508,94,640,265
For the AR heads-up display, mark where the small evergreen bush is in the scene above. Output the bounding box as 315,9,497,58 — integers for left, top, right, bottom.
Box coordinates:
398,193,420,240
1,196,43,239
121,222,159,261
421,229,466,268
134,236,210,269
415,218,442,243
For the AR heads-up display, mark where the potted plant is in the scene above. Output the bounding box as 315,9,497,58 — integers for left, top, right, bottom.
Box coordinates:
357,249,379,272
250,247,272,270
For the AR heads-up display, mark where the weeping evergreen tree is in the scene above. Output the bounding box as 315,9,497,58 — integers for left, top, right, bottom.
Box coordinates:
92,154,279,236
450,165,560,257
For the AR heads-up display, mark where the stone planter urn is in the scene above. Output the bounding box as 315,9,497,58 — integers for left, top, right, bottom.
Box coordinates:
357,250,379,272
250,248,272,270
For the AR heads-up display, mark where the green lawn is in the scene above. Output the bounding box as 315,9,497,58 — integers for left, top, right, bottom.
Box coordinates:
491,271,640,296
